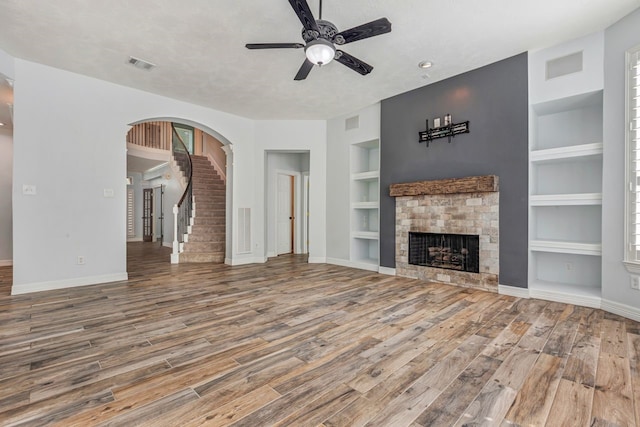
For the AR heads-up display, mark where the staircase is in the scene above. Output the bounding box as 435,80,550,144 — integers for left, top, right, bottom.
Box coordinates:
177,155,226,263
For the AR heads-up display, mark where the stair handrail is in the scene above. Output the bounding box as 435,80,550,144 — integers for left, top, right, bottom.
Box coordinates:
170,123,193,263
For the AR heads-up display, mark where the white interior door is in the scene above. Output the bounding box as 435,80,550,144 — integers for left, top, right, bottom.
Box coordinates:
277,174,293,255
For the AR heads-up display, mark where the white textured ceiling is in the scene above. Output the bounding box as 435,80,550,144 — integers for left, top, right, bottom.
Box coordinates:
0,0,638,120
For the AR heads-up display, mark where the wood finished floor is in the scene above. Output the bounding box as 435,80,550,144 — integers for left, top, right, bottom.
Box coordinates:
0,243,639,426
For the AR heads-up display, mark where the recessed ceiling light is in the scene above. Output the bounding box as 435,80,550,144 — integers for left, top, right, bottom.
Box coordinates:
0,123,4,126
418,61,433,69
127,56,156,71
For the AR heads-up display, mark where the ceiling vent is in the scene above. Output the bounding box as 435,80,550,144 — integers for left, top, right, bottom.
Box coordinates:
345,115,360,131
127,56,156,71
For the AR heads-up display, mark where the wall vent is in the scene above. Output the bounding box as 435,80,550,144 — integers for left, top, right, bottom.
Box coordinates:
345,115,360,131
127,56,156,71
237,208,251,254
545,51,583,80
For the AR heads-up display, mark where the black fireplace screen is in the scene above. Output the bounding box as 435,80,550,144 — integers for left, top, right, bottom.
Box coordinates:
409,232,480,273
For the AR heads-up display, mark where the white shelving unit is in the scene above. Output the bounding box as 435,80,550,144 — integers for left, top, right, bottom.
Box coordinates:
527,32,605,308
350,139,380,270
529,90,604,306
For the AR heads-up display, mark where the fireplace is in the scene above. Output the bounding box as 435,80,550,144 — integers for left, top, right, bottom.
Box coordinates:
390,175,499,292
409,232,479,273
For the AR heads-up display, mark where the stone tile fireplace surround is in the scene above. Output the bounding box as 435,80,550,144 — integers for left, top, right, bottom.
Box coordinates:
390,175,499,292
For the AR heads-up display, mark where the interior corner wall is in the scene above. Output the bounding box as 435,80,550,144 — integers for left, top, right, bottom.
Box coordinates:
11,58,255,293
0,129,13,263
603,7,640,308
326,103,381,263
380,53,529,288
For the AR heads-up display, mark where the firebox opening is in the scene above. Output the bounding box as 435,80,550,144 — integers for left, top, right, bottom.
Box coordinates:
409,232,480,273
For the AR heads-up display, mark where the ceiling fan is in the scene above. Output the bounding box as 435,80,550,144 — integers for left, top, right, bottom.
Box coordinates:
246,0,392,80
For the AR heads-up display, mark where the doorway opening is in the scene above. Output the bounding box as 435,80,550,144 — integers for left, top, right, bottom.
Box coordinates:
266,151,310,258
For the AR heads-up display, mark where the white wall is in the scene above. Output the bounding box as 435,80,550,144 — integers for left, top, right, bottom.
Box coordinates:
602,7,640,312
10,58,328,293
252,120,327,264
0,129,12,264
0,48,14,80
326,103,380,263
265,152,309,257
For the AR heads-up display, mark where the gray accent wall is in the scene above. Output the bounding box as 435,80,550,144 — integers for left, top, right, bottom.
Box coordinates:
380,53,529,288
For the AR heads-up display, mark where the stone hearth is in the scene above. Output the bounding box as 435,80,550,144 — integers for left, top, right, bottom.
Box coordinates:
391,175,499,292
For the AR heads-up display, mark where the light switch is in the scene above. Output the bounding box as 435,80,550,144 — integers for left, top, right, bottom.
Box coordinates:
103,188,114,198
22,184,36,195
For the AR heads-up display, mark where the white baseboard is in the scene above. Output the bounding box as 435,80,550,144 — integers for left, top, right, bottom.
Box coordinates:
163,242,172,248
498,284,530,299
127,237,143,242
0,259,12,267
326,257,379,272
228,257,267,266
529,288,601,309
326,257,352,268
267,251,276,258
308,257,327,264
378,266,396,276
11,272,129,295
601,299,640,322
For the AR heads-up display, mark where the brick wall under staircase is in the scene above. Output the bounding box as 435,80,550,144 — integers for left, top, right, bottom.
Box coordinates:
177,155,226,263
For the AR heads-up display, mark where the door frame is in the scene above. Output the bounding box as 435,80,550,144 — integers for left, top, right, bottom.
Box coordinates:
274,169,303,255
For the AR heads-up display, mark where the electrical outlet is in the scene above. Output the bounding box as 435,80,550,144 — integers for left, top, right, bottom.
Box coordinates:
631,276,640,290
77,256,85,265
565,263,573,271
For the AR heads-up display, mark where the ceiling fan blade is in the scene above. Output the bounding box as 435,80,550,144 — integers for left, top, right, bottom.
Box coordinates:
336,50,373,76
294,59,314,81
335,18,392,44
288,0,319,33
245,43,304,49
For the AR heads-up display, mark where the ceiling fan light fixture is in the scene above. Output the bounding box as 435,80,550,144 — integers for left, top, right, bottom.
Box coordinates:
305,38,335,66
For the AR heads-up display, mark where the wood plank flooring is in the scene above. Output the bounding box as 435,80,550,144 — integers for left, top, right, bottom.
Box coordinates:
0,242,639,426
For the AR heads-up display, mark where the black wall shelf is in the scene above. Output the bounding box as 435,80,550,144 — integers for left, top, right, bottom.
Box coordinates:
419,121,470,147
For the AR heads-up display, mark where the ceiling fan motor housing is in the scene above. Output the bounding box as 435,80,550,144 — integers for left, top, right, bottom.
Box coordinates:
302,20,344,44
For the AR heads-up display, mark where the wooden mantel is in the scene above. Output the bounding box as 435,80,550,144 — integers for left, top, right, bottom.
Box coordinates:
389,175,498,197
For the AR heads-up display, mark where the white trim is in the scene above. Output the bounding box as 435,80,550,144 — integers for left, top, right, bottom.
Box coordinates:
378,266,396,276
0,260,12,267
308,256,327,264
267,251,277,258
601,298,640,322
162,241,172,248
326,257,354,268
623,260,640,275
11,273,129,295
498,284,530,298
351,231,379,240
326,257,379,272
352,202,379,209
127,237,143,242
228,257,268,266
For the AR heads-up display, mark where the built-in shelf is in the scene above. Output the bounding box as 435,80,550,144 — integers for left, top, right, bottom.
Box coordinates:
530,193,602,206
530,240,602,256
352,170,379,181
527,36,604,309
352,202,378,209
530,142,603,163
352,231,379,240
350,139,380,269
